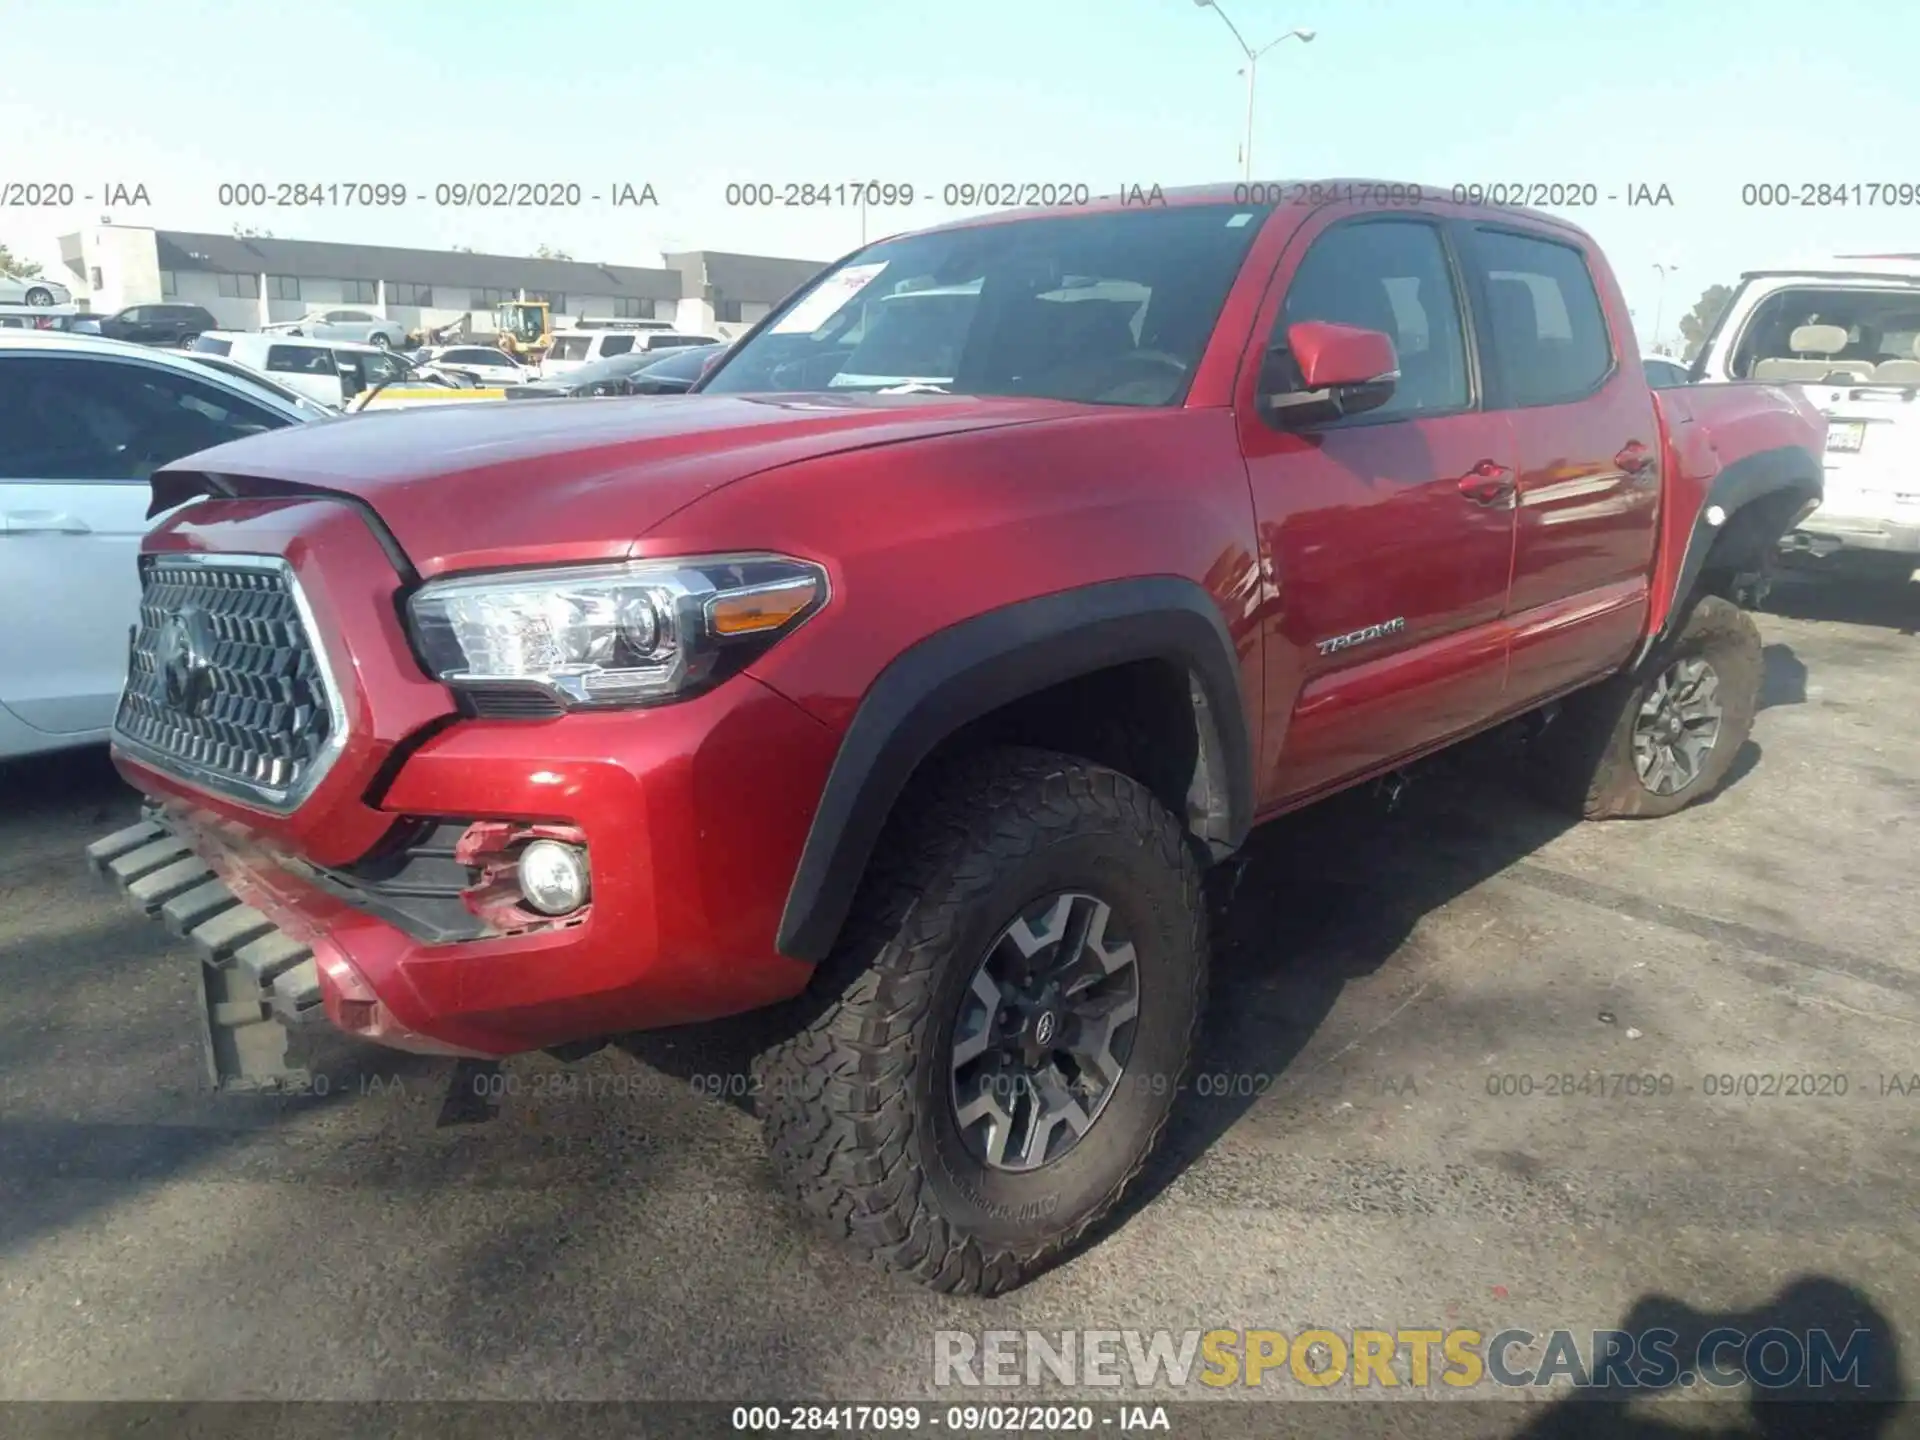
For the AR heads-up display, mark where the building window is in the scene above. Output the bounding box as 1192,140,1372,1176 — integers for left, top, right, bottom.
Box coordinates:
614,296,655,319
525,291,565,314
216,272,261,299
473,287,510,309
340,279,378,304
716,299,743,323
385,281,433,306
268,275,301,300
159,270,178,298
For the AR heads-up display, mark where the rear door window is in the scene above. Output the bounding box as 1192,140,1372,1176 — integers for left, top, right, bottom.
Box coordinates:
1465,228,1614,406
266,344,338,375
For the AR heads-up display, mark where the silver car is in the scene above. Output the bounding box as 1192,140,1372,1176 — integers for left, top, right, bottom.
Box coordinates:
0,272,71,307
269,307,409,348
0,333,319,761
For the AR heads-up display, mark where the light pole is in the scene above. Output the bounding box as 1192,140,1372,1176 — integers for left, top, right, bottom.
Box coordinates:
1192,1,1315,180
1652,262,1678,354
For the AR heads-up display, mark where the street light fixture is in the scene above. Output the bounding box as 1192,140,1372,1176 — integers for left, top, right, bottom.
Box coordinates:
1193,0,1315,180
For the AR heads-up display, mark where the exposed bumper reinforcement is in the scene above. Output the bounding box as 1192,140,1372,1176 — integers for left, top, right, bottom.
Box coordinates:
87,814,324,1092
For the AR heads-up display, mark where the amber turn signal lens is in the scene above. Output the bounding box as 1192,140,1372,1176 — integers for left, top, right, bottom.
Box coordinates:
706,577,819,637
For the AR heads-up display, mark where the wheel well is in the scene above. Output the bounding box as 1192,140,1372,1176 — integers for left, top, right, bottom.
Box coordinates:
914,658,1231,858
1695,489,1805,600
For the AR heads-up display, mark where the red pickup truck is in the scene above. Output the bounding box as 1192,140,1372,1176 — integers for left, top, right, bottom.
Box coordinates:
89,182,1823,1295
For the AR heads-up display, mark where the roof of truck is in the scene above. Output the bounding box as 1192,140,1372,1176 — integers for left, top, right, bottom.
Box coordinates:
1742,259,1920,282
899,180,1589,241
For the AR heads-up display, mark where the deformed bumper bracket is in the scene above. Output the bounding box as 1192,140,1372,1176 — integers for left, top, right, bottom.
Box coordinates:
86,814,325,1092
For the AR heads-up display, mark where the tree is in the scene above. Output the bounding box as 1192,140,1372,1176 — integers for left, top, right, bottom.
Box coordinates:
533,244,573,261
450,244,475,253
0,243,42,279
1678,283,1734,363
231,224,275,239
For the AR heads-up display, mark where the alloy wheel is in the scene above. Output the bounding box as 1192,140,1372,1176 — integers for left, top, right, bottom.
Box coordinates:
948,891,1141,1173
1632,656,1724,795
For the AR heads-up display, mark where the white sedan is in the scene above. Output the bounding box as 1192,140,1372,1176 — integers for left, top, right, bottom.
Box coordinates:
421,344,531,385
0,272,71,307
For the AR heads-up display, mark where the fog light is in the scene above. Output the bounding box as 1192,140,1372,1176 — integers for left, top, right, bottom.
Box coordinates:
518,839,590,915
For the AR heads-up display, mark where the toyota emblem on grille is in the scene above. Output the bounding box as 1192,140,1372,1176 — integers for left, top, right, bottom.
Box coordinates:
156,605,216,715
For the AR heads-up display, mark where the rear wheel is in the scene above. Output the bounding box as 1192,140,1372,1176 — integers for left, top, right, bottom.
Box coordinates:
754,748,1206,1295
24,286,54,307
371,332,392,349
1529,595,1761,819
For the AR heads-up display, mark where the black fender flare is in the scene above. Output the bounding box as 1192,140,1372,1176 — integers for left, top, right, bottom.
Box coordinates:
774,577,1255,962
1636,443,1822,665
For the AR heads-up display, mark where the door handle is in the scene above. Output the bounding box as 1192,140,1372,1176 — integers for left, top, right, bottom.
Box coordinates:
3,511,93,534
1457,460,1516,506
1615,441,1656,477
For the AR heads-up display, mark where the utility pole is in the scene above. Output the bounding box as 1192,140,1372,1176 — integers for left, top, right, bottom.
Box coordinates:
1192,1,1315,179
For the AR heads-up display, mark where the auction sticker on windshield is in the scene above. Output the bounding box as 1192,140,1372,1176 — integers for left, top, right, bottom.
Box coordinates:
771,261,889,335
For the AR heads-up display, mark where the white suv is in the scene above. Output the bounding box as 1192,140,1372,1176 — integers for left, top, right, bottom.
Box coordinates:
1696,261,1920,576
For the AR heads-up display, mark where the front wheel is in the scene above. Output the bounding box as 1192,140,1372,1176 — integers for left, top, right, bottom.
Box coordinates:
25,287,55,307
1528,594,1762,819
754,748,1207,1295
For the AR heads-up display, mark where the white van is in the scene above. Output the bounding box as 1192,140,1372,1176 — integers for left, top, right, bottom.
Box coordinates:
542,328,718,378
186,333,415,409
1695,260,1920,575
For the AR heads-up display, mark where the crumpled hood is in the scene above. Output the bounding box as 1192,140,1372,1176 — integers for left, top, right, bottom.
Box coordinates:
152,392,1078,577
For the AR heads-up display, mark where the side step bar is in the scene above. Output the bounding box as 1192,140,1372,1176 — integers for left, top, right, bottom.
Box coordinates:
87,815,324,1092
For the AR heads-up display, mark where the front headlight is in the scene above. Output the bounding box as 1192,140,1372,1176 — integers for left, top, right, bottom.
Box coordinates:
407,553,827,709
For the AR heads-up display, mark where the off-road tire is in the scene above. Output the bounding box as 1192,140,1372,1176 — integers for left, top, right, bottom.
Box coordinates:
753,747,1207,1296
1529,594,1762,819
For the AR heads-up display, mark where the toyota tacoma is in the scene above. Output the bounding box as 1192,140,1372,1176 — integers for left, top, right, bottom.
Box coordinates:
89,182,1824,1295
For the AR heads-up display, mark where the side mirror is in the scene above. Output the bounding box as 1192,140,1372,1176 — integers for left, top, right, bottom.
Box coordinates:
1262,321,1400,427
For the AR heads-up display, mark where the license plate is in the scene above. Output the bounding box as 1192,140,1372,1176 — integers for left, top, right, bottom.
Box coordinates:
1826,422,1866,453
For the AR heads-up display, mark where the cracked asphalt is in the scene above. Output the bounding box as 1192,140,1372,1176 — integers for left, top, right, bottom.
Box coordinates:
1,573,1915,1434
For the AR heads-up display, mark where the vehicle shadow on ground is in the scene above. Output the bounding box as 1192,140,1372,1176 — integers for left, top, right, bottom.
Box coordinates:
1764,573,1919,636
1504,1274,1904,1438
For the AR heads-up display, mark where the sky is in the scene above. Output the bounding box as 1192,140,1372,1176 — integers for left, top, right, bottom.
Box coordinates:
8,0,1920,351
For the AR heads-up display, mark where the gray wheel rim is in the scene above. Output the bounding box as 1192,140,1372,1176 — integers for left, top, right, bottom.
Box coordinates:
26,290,51,307
948,891,1141,1173
1631,655,1724,795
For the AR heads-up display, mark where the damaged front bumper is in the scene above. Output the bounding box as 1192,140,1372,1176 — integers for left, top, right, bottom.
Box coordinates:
87,812,325,1092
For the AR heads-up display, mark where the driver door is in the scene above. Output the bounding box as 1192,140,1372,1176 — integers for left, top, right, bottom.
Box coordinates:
0,353,290,739
1238,213,1519,802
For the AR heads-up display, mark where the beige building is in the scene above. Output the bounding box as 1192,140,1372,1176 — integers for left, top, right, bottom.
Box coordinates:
52,225,826,339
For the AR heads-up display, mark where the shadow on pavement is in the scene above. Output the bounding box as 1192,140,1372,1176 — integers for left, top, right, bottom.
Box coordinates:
1758,643,1807,710
1508,1274,1904,1438
1764,572,1919,636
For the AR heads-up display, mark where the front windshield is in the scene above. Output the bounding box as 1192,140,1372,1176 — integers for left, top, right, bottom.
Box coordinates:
701,203,1271,406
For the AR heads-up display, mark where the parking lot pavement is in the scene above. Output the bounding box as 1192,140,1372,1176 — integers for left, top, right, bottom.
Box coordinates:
0,575,1915,1423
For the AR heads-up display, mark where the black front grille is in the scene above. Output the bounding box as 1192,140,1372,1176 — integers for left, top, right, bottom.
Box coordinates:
116,558,337,803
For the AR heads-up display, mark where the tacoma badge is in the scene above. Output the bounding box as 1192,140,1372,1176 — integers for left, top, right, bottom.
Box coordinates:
1315,617,1406,656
